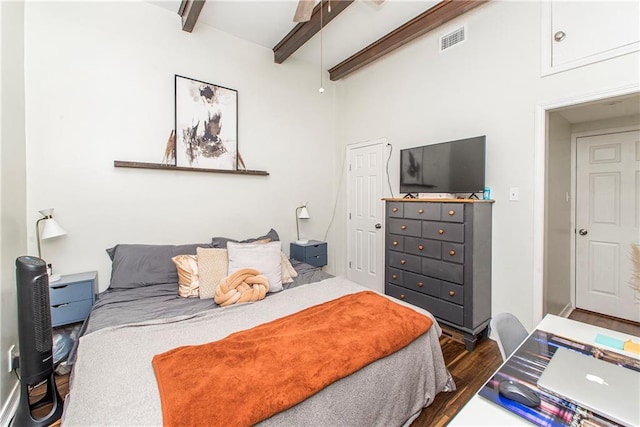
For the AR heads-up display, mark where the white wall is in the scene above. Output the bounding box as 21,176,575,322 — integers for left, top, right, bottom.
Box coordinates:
24,1,338,291
334,1,640,329
0,0,26,420
545,113,572,315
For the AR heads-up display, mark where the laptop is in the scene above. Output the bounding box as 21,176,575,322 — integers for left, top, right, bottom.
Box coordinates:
537,347,640,427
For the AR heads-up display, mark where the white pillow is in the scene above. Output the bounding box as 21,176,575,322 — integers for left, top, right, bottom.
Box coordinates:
227,241,283,293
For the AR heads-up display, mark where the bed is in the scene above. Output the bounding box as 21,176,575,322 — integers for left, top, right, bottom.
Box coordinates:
62,232,455,426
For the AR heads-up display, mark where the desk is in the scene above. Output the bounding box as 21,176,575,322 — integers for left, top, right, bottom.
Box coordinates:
450,314,639,426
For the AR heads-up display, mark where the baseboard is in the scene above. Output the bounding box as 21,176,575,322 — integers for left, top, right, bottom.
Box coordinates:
0,379,19,427
557,303,574,318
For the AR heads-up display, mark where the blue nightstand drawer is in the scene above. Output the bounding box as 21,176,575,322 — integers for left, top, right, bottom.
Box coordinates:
305,254,327,267
51,299,93,327
49,271,96,327
290,241,328,267
50,280,93,305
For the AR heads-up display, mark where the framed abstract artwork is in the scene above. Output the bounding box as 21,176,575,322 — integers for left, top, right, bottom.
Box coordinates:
174,75,238,170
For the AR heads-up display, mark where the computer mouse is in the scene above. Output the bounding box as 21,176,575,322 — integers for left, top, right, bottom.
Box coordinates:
498,380,541,407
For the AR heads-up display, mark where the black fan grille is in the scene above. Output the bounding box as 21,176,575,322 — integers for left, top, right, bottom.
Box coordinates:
32,275,52,353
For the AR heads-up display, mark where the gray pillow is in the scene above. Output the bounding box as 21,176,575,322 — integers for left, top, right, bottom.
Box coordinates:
211,228,280,248
107,243,211,289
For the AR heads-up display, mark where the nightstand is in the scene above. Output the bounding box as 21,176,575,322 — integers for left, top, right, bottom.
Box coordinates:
49,271,97,327
290,240,327,267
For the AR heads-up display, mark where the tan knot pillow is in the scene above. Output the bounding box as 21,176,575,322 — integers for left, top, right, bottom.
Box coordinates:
214,268,270,306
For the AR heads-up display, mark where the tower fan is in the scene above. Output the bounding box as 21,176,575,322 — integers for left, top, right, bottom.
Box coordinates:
11,256,63,427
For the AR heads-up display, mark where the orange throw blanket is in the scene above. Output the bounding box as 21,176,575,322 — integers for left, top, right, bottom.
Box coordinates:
152,291,433,427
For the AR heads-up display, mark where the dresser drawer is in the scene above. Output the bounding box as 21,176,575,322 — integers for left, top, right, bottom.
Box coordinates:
440,281,464,305
403,203,440,220
387,267,403,285
51,299,93,327
404,237,440,259
387,218,421,237
404,271,440,298
387,236,404,252
440,204,464,222
50,280,94,305
386,284,463,326
422,221,464,243
441,242,464,264
422,258,464,284
387,251,421,273
387,203,404,218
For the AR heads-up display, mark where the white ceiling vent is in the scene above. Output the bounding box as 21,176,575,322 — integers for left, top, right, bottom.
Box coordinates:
440,26,466,52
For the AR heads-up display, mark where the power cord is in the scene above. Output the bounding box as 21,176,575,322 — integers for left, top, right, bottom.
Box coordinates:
323,146,348,242
385,143,394,198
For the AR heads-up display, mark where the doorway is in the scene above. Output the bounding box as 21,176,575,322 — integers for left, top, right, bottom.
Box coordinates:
574,130,639,322
541,91,640,323
346,138,388,293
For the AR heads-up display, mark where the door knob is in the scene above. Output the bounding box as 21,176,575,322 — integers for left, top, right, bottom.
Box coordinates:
578,229,588,236
554,31,566,42
375,223,382,229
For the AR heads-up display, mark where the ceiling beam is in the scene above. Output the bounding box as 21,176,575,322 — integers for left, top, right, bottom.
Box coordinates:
273,0,354,64
178,0,206,33
328,0,488,81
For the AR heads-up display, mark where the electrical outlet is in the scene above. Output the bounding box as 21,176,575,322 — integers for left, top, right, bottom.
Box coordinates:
7,345,16,372
509,187,519,201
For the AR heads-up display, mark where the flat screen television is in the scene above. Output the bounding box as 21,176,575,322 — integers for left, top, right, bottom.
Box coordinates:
400,136,486,194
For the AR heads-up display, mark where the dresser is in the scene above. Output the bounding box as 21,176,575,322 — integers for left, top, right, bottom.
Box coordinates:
384,199,492,350
49,271,96,327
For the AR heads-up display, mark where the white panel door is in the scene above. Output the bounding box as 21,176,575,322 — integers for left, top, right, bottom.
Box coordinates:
575,130,640,322
347,141,385,293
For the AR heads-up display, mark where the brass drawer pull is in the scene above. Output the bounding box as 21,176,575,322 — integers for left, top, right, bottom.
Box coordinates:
448,210,455,216
400,259,406,265
438,229,445,235
392,207,399,212
418,209,424,214
392,274,398,280
418,282,424,288
401,225,407,230
392,241,399,246
400,294,406,299
449,250,456,256
418,245,424,251
449,291,455,297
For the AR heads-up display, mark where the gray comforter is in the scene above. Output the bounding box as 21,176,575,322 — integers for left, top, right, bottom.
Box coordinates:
62,277,454,426
66,261,331,365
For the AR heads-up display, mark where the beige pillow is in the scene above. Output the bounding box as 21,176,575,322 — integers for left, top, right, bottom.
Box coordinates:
281,253,298,284
172,255,200,298
197,248,229,299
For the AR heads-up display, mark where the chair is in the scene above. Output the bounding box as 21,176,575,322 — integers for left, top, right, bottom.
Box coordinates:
489,313,529,361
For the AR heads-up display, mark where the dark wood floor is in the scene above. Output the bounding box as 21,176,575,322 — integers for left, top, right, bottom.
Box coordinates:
30,309,638,427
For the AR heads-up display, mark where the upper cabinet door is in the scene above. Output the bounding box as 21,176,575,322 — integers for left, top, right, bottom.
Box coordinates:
542,1,639,75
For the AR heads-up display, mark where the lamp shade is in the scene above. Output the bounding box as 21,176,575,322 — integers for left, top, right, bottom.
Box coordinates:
298,206,310,219
40,218,67,240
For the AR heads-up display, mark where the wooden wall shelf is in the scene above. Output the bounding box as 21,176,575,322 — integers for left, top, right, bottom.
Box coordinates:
114,160,269,176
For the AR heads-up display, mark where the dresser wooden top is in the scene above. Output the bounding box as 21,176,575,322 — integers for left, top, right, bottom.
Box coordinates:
383,198,494,203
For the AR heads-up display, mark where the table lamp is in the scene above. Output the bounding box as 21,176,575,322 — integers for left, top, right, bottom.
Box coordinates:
36,208,67,282
295,203,310,244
